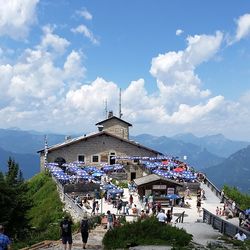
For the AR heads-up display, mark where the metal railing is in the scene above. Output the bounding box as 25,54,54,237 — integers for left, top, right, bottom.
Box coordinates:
175,211,185,223
64,193,88,216
203,176,244,215
203,208,250,239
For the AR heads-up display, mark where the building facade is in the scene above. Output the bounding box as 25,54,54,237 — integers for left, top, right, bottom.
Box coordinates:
38,115,162,171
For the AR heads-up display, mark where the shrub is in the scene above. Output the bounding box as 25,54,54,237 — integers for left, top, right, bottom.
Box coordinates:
223,185,250,210
102,217,192,249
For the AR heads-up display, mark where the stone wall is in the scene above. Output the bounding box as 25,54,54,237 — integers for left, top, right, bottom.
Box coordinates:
102,119,129,140
42,134,157,169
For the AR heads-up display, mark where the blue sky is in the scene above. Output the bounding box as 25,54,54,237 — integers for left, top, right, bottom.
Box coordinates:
1,0,250,140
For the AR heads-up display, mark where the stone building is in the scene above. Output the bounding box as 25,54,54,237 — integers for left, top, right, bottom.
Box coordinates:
38,113,163,178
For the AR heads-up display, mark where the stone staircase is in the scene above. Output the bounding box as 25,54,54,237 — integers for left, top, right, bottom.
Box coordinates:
25,225,107,250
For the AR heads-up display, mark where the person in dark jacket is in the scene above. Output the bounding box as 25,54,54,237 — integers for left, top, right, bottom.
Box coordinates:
60,216,73,250
80,213,89,249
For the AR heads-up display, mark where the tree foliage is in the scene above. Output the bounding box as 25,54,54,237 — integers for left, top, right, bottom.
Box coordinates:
0,158,31,238
223,185,250,210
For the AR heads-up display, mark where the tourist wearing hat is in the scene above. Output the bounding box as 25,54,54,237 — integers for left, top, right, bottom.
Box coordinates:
80,213,90,249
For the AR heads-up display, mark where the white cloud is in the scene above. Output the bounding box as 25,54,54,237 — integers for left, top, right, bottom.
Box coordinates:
0,0,38,39
64,50,86,81
77,9,93,20
235,13,250,41
150,31,223,110
167,95,224,124
71,24,99,44
39,26,70,54
176,29,183,36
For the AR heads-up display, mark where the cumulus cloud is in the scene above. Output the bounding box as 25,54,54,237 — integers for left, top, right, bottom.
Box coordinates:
150,31,223,111
71,24,99,44
77,9,93,20
235,13,250,41
176,29,183,36
39,26,70,54
0,0,38,40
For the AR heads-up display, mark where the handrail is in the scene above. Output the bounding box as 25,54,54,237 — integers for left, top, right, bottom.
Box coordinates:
175,211,185,223
202,176,245,215
203,208,250,239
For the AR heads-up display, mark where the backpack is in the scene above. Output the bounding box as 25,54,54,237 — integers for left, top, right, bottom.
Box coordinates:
62,221,69,233
81,219,89,232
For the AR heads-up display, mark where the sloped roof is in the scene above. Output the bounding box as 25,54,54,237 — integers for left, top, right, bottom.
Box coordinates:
37,131,162,155
134,174,183,187
96,116,132,126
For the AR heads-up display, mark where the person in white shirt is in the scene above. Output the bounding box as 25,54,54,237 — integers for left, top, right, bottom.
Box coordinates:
156,209,167,224
234,231,247,241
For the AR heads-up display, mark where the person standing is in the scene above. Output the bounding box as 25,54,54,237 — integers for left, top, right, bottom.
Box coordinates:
197,198,201,216
220,189,224,203
166,210,172,224
107,210,114,230
0,225,11,250
60,216,73,250
95,201,99,214
129,194,133,207
156,209,167,225
80,213,89,249
91,199,96,215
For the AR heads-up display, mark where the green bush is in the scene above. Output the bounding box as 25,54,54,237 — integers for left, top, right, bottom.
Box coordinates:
118,181,128,188
223,185,250,210
102,217,192,249
12,172,66,249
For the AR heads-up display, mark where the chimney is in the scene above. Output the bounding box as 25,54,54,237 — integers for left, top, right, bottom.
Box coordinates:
97,125,104,132
108,110,113,118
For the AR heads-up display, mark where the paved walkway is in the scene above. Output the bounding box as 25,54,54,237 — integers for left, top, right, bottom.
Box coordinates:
46,182,242,249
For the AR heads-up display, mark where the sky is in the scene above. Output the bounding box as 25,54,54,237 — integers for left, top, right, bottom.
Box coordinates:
1,0,250,140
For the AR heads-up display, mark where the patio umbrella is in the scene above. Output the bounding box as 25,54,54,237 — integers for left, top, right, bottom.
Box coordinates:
108,189,124,194
102,184,116,190
173,167,184,172
92,172,103,177
166,194,180,199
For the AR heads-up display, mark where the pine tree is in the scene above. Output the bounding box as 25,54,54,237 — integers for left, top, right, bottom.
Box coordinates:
1,158,31,238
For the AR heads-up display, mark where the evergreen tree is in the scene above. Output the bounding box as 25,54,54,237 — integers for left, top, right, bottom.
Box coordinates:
0,158,31,238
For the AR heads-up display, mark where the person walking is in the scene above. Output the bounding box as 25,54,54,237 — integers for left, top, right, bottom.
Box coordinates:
80,213,90,249
0,225,11,250
60,216,73,250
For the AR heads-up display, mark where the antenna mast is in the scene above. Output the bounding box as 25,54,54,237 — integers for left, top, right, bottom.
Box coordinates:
119,88,123,118
44,135,48,167
104,99,108,119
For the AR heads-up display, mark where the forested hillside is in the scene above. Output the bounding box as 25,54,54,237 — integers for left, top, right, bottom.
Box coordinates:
0,159,66,249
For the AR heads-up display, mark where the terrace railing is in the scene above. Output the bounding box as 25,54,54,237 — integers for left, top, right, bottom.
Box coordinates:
203,176,244,216
203,208,250,239
64,193,88,216
175,211,185,223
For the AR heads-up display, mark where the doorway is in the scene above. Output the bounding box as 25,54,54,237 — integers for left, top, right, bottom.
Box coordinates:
109,152,116,165
131,172,136,181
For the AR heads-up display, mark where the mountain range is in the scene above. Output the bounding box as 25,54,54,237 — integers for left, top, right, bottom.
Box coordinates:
0,128,249,192
204,145,250,193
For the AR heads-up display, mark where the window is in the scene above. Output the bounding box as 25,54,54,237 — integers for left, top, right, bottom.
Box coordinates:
78,155,85,162
92,155,99,163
